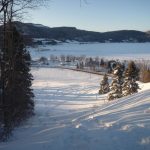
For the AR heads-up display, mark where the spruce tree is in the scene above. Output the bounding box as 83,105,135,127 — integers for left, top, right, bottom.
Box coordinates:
122,61,140,96
1,25,34,140
108,64,124,100
10,26,34,122
99,74,109,94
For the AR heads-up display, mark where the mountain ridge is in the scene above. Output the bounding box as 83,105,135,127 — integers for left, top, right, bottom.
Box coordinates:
13,21,150,43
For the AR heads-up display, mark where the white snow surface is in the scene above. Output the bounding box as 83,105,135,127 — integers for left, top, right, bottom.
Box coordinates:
0,68,150,150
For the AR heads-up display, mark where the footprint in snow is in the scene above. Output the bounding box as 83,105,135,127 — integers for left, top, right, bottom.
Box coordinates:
75,123,82,129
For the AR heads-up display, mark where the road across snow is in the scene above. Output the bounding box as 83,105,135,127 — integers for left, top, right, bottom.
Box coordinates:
0,68,150,150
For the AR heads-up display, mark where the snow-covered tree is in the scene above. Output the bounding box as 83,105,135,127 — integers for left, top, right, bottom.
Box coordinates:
122,61,140,96
108,64,124,100
99,74,109,94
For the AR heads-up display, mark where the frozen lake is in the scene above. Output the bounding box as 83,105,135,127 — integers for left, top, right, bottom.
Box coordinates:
28,42,150,60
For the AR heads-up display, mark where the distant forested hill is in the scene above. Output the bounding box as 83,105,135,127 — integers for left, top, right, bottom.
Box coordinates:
1,21,150,43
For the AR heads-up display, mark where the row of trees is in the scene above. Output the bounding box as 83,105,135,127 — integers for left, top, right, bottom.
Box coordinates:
99,61,140,100
41,54,150,83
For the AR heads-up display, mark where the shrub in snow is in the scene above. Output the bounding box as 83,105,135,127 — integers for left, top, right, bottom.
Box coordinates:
39,57,49,65
141,69,150,83
139,61,150,83
99,74,110,94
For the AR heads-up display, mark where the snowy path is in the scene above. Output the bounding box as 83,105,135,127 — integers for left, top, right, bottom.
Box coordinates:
0,68,150,150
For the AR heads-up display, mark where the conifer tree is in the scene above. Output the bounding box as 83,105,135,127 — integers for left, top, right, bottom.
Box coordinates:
0,0,48,141
108,64,124,100
99,74,109,94
122,61,140,96
1,25,34,140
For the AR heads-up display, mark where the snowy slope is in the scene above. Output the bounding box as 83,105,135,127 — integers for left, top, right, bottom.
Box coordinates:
0,68,150,150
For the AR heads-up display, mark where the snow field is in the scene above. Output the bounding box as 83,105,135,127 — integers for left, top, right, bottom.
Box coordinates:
0,68,150,150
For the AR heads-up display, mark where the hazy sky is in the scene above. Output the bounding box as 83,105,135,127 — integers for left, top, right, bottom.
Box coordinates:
27,0,150,32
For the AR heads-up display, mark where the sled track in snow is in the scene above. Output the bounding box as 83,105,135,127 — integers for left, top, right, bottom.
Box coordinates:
71,90,150,124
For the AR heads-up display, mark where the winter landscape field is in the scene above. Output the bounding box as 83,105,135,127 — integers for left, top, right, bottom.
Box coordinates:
0,67,150,150
1,42,150,150
1,0,150,150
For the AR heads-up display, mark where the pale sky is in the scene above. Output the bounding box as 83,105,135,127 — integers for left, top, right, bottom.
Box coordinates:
26,0,150,32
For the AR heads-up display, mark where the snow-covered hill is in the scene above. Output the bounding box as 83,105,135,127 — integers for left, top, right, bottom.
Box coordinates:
1,68,150,150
